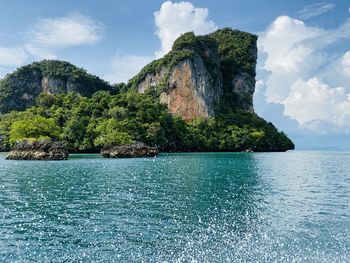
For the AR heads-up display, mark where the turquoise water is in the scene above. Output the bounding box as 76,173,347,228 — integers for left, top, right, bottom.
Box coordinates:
0,152,349,262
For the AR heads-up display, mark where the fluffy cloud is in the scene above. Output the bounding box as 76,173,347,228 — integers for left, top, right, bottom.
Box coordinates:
28,13,104,48
258,15,350,131
0,46,27,67
23,44,56,60
105,1,218,84
0,13,104,74
297,2,335,20
258,16,324,103
283,78,350,129
154,1,217,57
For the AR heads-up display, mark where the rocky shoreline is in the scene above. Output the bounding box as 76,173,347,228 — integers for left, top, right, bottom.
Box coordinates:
101,142,159,158
3,141,289,161
6,141,68,160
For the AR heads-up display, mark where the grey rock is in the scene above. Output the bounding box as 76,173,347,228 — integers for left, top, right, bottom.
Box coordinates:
101,142,159,158
6,141,68,160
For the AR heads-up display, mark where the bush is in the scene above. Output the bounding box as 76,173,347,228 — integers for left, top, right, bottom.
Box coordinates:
9,117,61,145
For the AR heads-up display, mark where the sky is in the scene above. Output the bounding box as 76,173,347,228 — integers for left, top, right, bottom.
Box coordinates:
0,0,350,150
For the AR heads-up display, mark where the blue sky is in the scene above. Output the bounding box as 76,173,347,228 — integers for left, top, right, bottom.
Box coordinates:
1,0,350,150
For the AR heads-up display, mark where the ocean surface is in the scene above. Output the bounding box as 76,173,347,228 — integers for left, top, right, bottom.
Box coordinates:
0,152,349,262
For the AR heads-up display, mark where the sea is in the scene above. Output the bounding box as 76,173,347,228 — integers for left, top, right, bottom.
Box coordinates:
0,151,349,262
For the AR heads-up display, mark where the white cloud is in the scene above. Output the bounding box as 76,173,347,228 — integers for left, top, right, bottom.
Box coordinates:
259,16,323,73
28,13,104,48
283,78,350,130
258,16,350,131
154,1,217,57
103,54,153,84
0,46,28,67
297,2,335,20
258,16,324,103
24,43,56,60
104,1,218,84
255,80,266,94
341,51,350,77
0,13,104,74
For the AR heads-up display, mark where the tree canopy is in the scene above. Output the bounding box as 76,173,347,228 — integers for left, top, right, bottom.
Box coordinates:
0,90,294,152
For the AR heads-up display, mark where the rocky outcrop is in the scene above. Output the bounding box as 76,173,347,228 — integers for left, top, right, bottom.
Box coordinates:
0,135,9,152
231,73,255,112
0,60,114,113
136,56,222,120
131,28,258,120
6,141,68,160
101,142,159,158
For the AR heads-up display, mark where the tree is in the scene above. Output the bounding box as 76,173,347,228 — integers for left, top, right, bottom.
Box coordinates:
62,116,90,150
9,117,61,144
93,119,133,147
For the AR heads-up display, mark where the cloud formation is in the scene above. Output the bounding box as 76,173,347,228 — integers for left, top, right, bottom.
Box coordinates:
28,13,104,49
0,46,27,67
258,15,350,132
0,13,104,71
259,16,324,103
106,1,218,84
154,1,217,57
284,78,350,130
297,2,335,20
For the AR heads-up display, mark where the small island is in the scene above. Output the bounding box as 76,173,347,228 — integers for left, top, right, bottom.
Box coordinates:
6,140,68,160
101,142,159,158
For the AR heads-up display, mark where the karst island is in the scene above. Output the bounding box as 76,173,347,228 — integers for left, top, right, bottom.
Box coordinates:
0,29,294,159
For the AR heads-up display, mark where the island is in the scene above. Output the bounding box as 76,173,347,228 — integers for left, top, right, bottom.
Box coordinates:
0,28,294,159
101,142,159,158
6,140,68,160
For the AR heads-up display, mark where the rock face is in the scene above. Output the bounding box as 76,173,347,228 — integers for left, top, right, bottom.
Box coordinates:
131,28,257,120
137,52,222,121
0,60,114,113
101,142,159,158
6,141,68,160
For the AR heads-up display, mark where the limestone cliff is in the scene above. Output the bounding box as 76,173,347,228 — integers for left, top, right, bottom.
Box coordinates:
0,60,114,113
136,53,222,121
130,28,257,120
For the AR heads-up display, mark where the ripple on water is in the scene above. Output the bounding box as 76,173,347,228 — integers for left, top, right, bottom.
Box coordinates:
0,152,349,262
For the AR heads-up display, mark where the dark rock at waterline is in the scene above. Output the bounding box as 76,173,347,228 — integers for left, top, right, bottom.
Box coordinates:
101,142,159,158
6,140,68,160
0,135,10,152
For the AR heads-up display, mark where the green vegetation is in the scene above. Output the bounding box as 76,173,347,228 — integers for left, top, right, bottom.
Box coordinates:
0,28,294,152
129,49,194,90
210,28,257,112
210,28,257,76
129,32,219,91
129,28,257,113
9,116,61,144
0,60,115,113
0,90,294,152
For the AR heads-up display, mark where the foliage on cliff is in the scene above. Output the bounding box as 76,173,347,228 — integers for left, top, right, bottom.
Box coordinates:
0,60,115,113
210,28,257,111
129,32,219,90
210,28,257,76
0,90,294,152
129,28,257,113
0,28,294,152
